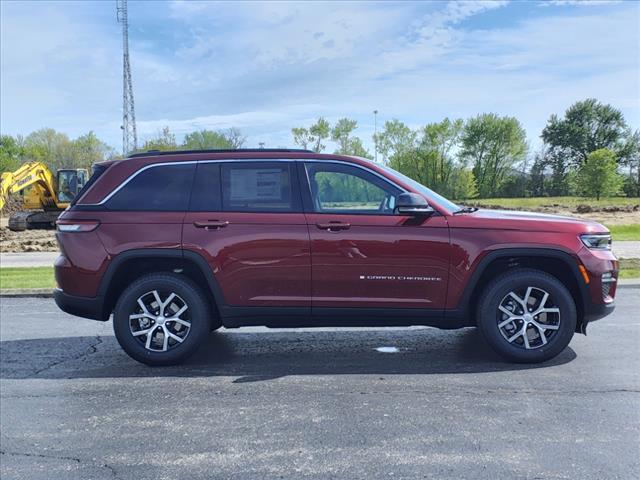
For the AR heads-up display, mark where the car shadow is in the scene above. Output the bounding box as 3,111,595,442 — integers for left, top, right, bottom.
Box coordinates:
0,327,576,381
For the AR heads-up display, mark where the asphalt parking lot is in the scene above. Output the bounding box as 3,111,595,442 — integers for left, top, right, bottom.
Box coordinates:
1,290,638,480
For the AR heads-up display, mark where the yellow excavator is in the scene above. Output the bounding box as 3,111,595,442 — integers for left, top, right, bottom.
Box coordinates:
0,162,88,231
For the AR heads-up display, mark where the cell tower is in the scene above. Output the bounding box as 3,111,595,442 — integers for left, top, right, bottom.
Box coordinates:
116,0,138,156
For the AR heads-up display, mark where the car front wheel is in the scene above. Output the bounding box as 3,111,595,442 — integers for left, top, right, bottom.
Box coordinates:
113,273,211,366
477,268,577,363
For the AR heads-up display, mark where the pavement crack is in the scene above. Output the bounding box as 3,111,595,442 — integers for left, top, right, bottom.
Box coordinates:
0,449,81,463
33,335,104,376
0,449,120,478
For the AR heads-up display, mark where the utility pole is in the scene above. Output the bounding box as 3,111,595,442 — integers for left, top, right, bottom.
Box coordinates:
116,0,138,156
373,110,378,163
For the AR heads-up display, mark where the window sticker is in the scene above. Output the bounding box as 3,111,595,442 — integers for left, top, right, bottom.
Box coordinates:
230,169,283,201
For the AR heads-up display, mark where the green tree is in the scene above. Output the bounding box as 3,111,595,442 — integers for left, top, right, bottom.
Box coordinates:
418,118,463,193
291,127,311,150
450,167,478,200
292,118,331,152
620,130,639,197
541,99,632,193
460,113,527,198
574,149,623,200
387,119,463,198
142,126,177,151
23,128,75,171
542,99,630,165
528,152,548,197
331,118,357,153
0,135,24,172
374,119,416,163
330,118,371,157
224,128,246,149
71,131,114,170
182,128,246,150
3,129,115,173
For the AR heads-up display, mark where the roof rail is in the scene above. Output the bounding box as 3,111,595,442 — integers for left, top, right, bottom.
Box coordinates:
128,148,314,158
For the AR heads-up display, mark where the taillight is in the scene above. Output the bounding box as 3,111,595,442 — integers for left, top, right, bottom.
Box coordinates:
56,220,100,232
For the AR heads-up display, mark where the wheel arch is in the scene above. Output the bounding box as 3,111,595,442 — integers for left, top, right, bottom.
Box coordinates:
455,248,589,333
99,248,225,320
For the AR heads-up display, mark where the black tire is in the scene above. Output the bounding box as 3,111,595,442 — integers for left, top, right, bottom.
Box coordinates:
113,273,211,366
477,268,576,363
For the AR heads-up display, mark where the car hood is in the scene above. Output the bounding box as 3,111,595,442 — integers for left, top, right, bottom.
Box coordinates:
449,209,608,234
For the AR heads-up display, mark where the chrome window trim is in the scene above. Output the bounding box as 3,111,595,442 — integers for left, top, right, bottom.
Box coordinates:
301,160,407,194
84,158,406,206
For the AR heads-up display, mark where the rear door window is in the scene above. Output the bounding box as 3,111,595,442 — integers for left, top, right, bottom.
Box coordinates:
105,163,195,211
189,162,222,211
221,162,300,212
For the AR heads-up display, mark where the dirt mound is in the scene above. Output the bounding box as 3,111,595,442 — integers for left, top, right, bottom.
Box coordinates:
575,204,639,214
0,196,25,217
0,227,58,252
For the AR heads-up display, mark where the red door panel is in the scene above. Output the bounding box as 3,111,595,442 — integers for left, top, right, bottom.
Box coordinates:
183,212,311,308
97,211,184,255
306,213,450,309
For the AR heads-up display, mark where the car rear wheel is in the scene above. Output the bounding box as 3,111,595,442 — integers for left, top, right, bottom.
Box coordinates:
113,273,211,366
477,269,576,363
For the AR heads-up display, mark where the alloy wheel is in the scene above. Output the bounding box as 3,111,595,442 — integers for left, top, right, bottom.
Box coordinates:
497,286,560,350
129,290,191,352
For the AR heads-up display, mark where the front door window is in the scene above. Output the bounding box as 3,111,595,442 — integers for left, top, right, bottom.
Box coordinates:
305,163,400,215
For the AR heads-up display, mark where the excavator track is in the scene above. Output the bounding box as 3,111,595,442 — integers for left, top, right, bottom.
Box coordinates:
8,210,59,232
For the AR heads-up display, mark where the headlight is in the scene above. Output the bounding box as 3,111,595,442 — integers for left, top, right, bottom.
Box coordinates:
580,233,611,250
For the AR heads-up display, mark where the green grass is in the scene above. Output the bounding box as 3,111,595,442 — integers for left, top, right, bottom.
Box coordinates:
0,267,54,290
607,224,640,241
619,259,640,279
464,196,639,209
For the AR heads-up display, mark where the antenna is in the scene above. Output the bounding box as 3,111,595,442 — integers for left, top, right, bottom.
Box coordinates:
116,0,138,156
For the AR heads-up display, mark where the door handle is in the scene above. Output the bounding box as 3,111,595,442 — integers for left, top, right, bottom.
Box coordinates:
194,220,229,230
316,222,351,232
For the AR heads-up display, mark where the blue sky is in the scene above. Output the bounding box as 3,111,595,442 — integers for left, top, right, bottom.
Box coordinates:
1,0,638,154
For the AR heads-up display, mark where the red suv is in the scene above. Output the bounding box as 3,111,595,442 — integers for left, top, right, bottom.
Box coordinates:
54,149,618,365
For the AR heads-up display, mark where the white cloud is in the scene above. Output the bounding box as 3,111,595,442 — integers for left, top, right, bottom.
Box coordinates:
135,103,325,139
543,0,621,6
1,0,638,154
172,1,408,69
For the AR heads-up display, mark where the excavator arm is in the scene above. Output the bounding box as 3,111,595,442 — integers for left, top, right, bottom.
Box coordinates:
0,161,58,211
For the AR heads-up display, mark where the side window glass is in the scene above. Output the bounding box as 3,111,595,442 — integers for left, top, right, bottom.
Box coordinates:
105,164,194,211
305,163,400,214
190,163,222,211
221,162,299,212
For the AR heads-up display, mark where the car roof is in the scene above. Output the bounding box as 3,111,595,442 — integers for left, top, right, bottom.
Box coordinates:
128,148,314,158
119,149,371,166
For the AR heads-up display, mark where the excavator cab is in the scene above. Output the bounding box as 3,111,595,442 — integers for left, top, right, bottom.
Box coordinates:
56,169,87,203
2,163,89,231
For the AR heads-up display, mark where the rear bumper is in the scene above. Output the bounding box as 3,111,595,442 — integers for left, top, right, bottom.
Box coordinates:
54,288,108,321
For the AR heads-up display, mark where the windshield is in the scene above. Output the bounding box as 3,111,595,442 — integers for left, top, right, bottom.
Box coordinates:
57,170,80,202
378,164,460,212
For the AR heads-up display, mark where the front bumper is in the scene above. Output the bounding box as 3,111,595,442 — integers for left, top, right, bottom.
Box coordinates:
584,299,615,322
576,245,618,333
580,296,615,334
54,288,108,321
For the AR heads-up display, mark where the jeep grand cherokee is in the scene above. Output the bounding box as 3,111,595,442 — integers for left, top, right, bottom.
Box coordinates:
54,149,618,365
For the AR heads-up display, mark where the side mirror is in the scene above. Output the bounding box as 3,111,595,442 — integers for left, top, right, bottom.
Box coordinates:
394,193,434,216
